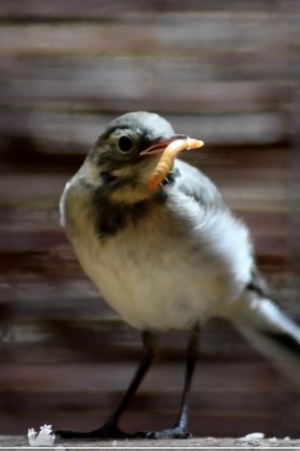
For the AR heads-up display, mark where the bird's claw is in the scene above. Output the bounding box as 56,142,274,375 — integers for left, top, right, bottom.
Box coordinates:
134,427,192,439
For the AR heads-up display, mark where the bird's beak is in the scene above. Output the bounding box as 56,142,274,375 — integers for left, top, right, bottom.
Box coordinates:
140,134,189,156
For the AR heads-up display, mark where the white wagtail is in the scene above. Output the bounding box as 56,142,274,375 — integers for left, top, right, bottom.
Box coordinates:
57,111,300,440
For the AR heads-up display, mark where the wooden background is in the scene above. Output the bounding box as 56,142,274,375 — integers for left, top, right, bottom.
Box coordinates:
1,0,300,438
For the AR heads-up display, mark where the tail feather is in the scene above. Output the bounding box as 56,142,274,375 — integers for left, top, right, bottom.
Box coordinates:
231,295,300,388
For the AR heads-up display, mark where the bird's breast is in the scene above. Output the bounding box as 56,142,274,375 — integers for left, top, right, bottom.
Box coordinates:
73,233,217,331
60,179,253,331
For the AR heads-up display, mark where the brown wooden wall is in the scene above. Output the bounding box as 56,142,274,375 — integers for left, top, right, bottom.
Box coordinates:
1,0,300,438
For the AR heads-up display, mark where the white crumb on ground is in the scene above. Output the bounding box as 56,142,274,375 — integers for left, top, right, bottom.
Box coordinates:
238,432,265,442
27,424,55,446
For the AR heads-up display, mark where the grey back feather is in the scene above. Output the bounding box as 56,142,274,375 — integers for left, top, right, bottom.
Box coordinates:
174,159,227,211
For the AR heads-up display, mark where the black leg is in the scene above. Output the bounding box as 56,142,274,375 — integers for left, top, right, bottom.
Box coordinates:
135,325,200,439
55,331,158,440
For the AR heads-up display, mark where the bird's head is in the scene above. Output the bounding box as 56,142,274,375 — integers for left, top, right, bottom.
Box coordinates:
85,112,189,203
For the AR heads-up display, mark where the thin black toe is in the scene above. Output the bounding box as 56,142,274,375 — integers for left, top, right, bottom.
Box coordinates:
134,427,192,439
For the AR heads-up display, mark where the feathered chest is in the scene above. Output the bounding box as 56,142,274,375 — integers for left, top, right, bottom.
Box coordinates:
60,177,254,331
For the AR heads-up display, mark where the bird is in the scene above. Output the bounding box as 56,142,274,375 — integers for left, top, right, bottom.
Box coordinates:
57,111,300,440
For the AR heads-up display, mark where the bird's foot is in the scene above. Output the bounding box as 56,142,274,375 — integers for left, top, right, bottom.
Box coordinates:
134,426,192,439
55,423,130,440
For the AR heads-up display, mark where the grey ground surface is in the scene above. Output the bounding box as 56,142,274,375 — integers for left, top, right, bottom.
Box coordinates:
1,436,300,449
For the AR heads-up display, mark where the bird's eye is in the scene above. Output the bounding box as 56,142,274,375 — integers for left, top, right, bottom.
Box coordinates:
118,135,134,153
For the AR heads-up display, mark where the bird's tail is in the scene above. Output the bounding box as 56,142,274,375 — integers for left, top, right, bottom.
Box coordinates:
230,291,300,388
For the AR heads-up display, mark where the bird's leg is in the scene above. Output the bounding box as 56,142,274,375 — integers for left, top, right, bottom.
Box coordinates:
135,324,200,439
55,331,158,440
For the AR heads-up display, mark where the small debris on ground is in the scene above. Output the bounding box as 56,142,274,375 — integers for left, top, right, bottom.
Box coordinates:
238,432,265,442
28,424,55,446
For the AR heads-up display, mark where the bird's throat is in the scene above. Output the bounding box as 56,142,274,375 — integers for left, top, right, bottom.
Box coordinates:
108,180,155,204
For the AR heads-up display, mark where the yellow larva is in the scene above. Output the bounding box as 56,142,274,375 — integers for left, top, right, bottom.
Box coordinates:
149,138,204,190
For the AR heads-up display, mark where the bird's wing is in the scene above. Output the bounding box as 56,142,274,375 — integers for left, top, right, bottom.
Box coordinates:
173,159,227,211
175,160,300,389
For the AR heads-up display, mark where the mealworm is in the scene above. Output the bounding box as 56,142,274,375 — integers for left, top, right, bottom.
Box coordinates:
149,138,204,190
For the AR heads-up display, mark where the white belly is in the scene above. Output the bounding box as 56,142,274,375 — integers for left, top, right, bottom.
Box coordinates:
72,231,248,332
61,179,253,332
80,255,203,330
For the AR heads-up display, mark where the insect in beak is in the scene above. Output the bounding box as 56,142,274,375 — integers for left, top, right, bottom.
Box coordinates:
144,136,204,191
140,134,189,156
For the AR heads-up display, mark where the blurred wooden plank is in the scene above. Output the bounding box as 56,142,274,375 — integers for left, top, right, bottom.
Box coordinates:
0,233,64,253
0,0,295,20
0,391,278,416
0,362,280,392
0,17,295,56
0,79,293,114
0,55,294,82
288,6,300,275
0,173,67,200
